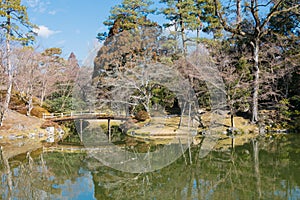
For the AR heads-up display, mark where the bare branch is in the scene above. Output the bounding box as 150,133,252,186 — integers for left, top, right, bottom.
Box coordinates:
260,1,300,36
213,0,248,37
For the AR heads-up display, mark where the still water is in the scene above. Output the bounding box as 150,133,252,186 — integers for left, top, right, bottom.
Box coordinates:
1,134,300,200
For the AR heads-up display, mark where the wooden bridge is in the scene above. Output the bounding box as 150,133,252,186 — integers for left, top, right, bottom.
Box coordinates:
42,111,129,122
43,111,130,142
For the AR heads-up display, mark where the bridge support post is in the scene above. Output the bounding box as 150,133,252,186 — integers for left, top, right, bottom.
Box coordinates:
108,118,111,142
80,119,83,142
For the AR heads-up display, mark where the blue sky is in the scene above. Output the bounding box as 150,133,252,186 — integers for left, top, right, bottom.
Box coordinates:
23,0,124,65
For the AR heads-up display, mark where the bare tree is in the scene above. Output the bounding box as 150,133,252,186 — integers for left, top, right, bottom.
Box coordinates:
51,52,80,111
213,0,300,123
97,63,175,115
13,47,41,116
39,48,64,107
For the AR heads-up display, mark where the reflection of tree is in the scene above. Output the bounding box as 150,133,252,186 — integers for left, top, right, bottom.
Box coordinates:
0,152,60,199
91,135,300,199
43,152,86,182
0,152,88,199
1,135,299,199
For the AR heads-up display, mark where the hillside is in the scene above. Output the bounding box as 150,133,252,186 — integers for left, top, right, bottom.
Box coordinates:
0,109,50,159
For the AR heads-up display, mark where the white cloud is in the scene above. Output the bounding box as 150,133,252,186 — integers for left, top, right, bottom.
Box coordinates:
25,0,50,13
55,40,66,46
48,10,57,15
33,25,61,38
26,0,40,7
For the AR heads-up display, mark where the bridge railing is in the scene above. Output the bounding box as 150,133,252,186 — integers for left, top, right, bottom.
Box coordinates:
42,111,109,119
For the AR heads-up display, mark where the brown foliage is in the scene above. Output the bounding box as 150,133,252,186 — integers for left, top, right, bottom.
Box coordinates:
40,121,59,129
135,110,150,122
31,107,49,118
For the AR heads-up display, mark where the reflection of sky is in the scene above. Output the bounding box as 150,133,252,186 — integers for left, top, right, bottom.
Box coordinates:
274,181,300,199
290,186,300,199
51,168,95,200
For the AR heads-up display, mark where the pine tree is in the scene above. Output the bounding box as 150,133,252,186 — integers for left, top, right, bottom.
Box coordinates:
97,0,156,41
160,0,199,55
160,0,222,54
94,0,159,77
194,0,222,39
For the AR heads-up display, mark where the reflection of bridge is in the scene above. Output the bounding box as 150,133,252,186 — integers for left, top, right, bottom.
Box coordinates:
43,111,129,142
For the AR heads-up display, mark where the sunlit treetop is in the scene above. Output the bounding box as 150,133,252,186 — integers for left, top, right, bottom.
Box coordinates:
0,0,36,45
97,0,157,41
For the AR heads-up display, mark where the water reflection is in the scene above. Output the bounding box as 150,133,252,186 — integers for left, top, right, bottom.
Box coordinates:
1,135,300,199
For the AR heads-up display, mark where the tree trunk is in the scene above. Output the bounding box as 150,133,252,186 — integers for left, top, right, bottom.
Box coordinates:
180,22,187,56
0,15,12,127
230,110,234,128
178,101,186,129
253,140,262,199
26,82,34,116
236,0,241,25
196,28,200,52
188,102,192,165
178,0,187,56
40,84,47,107
26,95,33,116
1,147,13,199
228,95,235,128
251,39,260,123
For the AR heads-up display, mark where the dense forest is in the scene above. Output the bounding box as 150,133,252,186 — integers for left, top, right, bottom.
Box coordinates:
0,0,299,132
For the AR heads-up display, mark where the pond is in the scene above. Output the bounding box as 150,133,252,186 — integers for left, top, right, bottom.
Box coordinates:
1,134,300,199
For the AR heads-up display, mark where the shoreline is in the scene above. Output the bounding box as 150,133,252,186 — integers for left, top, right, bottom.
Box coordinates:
0,110,294,160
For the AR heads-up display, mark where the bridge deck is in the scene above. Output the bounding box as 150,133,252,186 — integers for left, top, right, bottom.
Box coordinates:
43,112,129,122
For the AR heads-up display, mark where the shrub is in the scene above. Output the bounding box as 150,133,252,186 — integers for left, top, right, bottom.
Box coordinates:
135,110,150,121
31,106,50,118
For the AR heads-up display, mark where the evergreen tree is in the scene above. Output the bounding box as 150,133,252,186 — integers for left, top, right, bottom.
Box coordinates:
94,0,160,77
160,0,222,53
194,0,222,39
160,0,199,55
97,0,156,41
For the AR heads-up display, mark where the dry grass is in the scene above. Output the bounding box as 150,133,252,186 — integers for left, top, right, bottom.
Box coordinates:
201,112,257,133
126,113,258,147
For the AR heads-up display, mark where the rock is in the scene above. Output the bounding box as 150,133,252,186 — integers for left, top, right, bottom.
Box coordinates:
8,134,16,140
13,124,25,131
119,119,137,133
226,127,240,136
29,133,35,139
130,131,136,136
46,137,54,143
200,130,209,135
15,135,24,139
17,142,25,147
38,133,44,138
46,127,55,135
57,128,64,134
